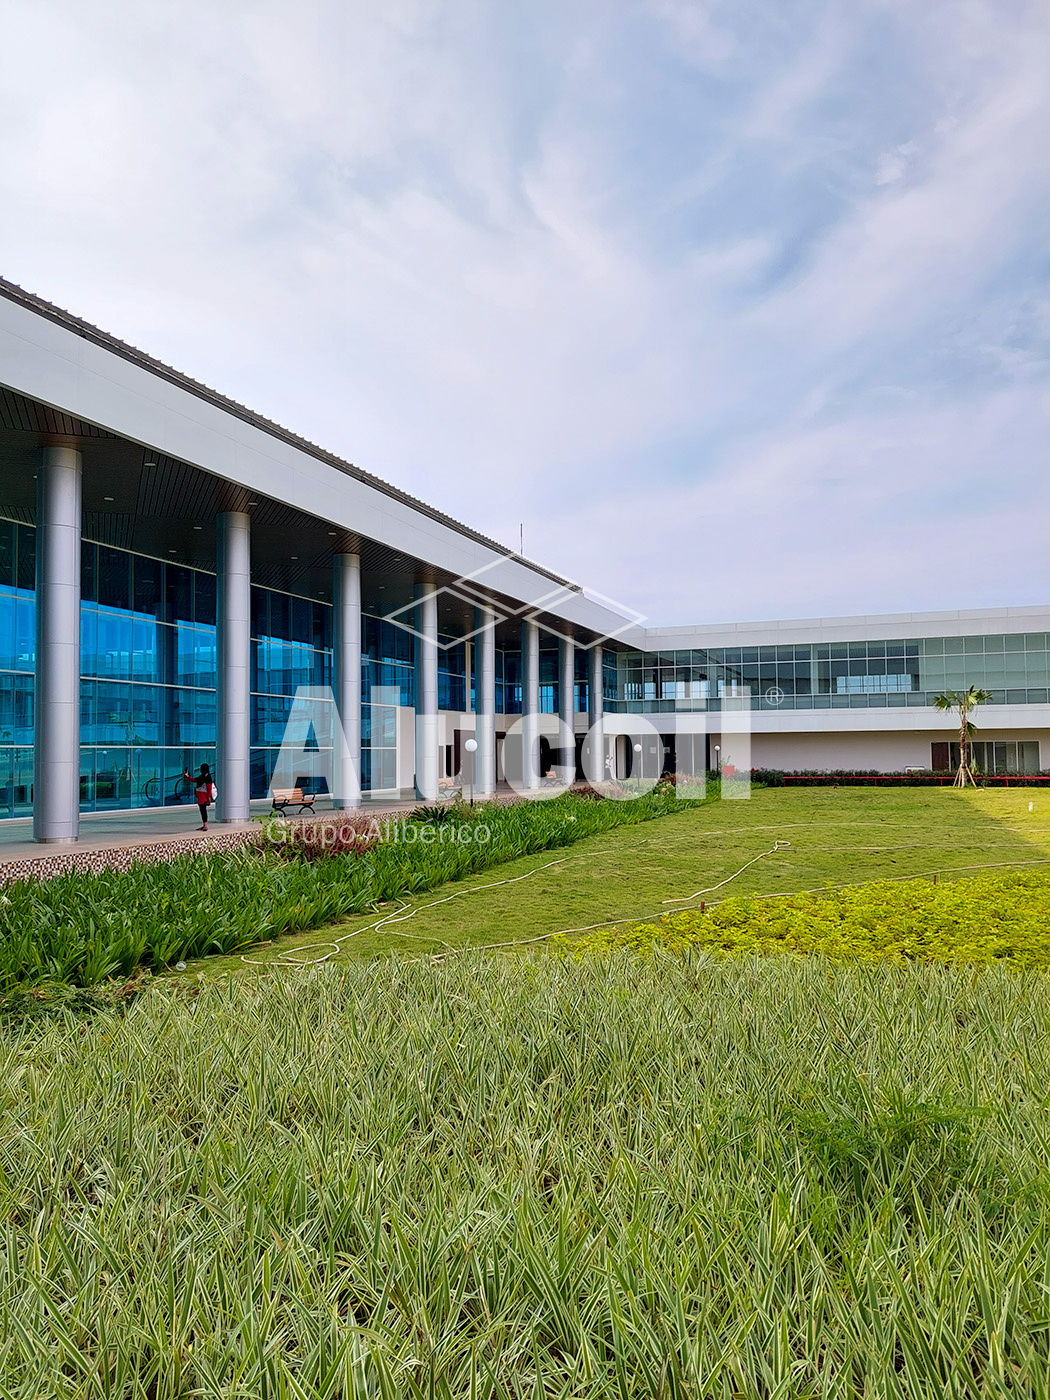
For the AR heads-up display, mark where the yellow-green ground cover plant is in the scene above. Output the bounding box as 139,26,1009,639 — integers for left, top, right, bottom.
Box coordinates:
568,869,1050,967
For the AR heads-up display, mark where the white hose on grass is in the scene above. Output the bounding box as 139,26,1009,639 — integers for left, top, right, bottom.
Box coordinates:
661,840,791,902
243,839,793,969
240,819,1050,971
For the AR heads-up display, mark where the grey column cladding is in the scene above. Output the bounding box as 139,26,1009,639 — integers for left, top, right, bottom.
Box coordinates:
216,511,251,822
588,643,605,784
332,552,362,807
558,635,576,782
521,618,540,789
34,445,82,843
475,605,496,796
414,582,439,801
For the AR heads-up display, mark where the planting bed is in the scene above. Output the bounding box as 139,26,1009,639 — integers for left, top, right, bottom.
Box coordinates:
2,953,1050,1395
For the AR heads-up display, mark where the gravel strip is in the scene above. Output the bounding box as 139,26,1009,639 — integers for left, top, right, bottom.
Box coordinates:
0,828,262,885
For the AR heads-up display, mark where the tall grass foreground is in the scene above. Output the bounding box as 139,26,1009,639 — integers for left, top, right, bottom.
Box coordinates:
1,954,1049,1396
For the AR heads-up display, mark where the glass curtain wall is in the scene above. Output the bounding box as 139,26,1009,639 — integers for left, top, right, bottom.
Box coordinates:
575,650,589,714
0,520,34,816
250,586,331,799
362,616,414,794
493,646,580,716
611,635,1050,714
495,649,521,714
949,740,1040,775
438,638,467,712
79,541,220,812
0,520,449,817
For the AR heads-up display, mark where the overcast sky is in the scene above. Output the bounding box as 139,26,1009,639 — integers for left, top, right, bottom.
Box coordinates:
1,1,1048,628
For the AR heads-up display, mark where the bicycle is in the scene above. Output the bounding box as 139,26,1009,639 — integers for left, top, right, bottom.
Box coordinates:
142,773,196,805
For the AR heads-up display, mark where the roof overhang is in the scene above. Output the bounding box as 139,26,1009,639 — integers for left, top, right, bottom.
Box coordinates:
0,278,638,649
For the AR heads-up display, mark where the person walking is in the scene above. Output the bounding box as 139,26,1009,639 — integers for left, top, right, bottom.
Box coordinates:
184,763,217,831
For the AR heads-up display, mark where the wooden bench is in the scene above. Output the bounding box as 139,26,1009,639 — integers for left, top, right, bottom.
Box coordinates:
270,787,316,815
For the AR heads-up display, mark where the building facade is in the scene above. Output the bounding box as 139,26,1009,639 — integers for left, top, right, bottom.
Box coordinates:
611,612,1050,775
1,277,1046,838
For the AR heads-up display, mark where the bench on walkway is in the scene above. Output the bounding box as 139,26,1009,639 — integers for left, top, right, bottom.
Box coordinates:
270,787,316,816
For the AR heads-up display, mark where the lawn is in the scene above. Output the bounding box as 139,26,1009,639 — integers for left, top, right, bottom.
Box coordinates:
197,785,1050,973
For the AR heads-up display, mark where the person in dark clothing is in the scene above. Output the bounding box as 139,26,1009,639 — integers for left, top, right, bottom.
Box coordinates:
184,763,216,830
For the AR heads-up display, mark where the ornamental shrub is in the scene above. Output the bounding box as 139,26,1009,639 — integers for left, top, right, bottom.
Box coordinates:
566,870,1050,969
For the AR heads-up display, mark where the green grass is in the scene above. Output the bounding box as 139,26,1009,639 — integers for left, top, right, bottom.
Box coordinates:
0,788,686,993
207,786,1050,974
3,953,1050,1396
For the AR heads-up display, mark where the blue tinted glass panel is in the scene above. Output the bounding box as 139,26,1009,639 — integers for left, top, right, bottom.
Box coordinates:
98,548,130,610
0,521,12,588
16,528,35,592
166,565,193,623
194,571,216,626
134,555,162,617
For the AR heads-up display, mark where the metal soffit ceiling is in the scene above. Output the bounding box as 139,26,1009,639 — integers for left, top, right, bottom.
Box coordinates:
0,389,606,649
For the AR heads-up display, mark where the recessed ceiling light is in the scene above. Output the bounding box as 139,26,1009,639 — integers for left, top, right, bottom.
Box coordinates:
168,548,177,554
193,525,202,530
290,556,298,560
103,495,114,502
144,459,157,468
327,531,337,536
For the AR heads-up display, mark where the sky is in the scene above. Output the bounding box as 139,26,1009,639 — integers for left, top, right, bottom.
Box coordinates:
1,0,1048,629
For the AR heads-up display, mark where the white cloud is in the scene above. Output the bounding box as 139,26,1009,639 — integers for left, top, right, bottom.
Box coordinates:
0,0,1047,626
874,141,917,185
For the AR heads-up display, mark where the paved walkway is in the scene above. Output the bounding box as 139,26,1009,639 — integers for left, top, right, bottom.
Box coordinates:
0,795,428,868
0,785,529,883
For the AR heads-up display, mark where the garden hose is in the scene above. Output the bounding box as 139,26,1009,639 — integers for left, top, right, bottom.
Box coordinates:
243,839,793,969
241,819,1050,972
240,855,574,968
662,839,791,902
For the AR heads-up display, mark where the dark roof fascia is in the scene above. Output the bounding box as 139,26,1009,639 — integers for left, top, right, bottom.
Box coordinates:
0,275,579,594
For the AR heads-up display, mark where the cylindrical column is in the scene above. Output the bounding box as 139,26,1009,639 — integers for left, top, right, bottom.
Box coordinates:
414,582,439,801
332,553,361,807
34,445,82,842
558,635,576,784
522,619,540,789
216,511,251,822
589,643,605,784
475,605,496,796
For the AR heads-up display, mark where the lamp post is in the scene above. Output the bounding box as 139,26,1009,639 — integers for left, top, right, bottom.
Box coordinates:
465,737,478,806
714,743,721,777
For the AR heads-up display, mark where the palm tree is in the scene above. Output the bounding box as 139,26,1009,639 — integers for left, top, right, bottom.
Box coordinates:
933,686,993,787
